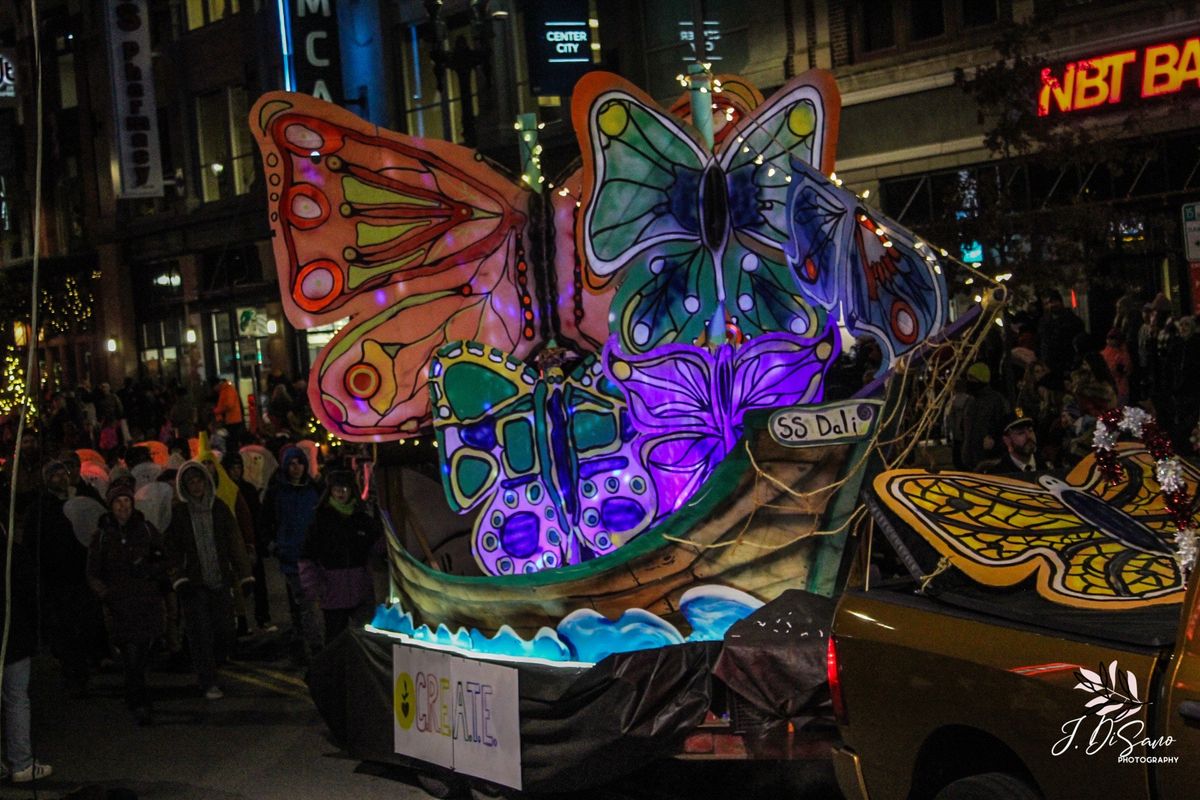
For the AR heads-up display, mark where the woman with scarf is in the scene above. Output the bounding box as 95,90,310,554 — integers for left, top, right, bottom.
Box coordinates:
164,461,253,699
299,469,382,645
86,482,168,724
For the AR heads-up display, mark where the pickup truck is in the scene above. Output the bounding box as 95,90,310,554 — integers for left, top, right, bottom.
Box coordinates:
828,496,1200,800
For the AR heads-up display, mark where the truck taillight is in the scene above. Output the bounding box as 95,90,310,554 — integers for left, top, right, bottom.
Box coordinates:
827,634,848,725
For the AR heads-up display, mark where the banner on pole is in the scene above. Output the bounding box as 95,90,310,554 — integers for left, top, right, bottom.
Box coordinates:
104,0,163,198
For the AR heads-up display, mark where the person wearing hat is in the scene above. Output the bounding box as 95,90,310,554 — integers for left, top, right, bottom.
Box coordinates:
86,483,168,724
982,410,1049,475
261,444,323,663
959,362,1012,471
299,468,383,645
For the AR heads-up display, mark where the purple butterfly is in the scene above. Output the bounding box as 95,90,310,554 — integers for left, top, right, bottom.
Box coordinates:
602,323,841,518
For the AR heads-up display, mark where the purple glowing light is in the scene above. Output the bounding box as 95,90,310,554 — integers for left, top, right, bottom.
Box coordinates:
602,323,840,517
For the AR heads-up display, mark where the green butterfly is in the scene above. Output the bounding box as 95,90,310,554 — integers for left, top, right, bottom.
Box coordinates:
573,70,841,352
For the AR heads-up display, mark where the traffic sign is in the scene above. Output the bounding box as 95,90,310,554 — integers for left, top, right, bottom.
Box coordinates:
1184,202,1200,261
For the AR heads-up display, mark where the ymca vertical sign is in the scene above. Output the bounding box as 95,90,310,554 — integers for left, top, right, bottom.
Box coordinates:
292,0,343,104
104,0,163,198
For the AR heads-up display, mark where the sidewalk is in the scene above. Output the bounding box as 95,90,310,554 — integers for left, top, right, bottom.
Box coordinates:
0,560,428,800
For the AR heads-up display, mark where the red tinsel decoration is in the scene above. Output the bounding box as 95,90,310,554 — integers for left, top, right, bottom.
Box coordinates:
1093,408,1196,530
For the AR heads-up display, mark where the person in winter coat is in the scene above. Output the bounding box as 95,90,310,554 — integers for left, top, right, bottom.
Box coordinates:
261,445,323,661
1,527,54,782
197,449,257,637
86,483,168,724
23,460,103,696
164,461,253,699
210,376,244,448
299,470,383,644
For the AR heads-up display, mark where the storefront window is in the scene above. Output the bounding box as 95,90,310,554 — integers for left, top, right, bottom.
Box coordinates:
195,86,253,202
401,22,479,142
301,318,348,373
140,319,182,383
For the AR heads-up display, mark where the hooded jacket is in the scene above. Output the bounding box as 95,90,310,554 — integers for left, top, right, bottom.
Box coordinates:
196,450,255,552
261,445,322,573
164,460,252,593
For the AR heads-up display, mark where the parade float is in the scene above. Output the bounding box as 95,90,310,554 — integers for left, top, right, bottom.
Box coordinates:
250,66,998,794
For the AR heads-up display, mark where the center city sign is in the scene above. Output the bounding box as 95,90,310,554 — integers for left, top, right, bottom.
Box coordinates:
1037,35,1200,116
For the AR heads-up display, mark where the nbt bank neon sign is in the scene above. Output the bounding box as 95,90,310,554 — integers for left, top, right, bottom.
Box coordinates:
1038,36,1200,116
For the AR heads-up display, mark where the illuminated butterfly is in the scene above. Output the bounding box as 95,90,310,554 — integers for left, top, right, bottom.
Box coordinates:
251,85,766,441
873,445,1196,609
572,70,840,354
785,157,948,369
603,323,840,517
430,341,655,576
250,93,612,441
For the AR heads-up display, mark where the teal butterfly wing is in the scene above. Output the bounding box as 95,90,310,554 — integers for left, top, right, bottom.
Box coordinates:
574,74,717,352
577,79,708,285
431,342,571,575
717,72,839,340
564,359,657,556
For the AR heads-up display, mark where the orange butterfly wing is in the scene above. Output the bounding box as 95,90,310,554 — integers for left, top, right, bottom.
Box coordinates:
251,93,540,439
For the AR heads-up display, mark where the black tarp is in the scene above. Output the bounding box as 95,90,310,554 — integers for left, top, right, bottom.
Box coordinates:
308,592,839,793
308,630,723,794
714,590,834,731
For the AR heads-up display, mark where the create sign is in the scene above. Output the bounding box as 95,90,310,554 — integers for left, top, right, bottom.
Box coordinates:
392,644,521,790
1038,36,1200,116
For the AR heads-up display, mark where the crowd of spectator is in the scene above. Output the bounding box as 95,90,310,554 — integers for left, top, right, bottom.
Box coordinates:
0,369,385,781
941,289,1200,474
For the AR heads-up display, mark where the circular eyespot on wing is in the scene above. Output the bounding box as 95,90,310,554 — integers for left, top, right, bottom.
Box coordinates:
344,362,381,400
284,184,331,230
277,116,345,157
294,259,344,313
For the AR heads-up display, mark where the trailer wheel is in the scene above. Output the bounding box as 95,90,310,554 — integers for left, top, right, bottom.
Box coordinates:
417,769,467,799
933,772,1041,800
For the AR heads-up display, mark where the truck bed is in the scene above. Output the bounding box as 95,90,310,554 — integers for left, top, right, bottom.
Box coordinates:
868,575,1179,649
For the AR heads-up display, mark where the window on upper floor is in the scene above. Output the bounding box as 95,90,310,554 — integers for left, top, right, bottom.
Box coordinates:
399,20,479,144
195,86,254,202
852,0,1000,59
186,0,240,31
